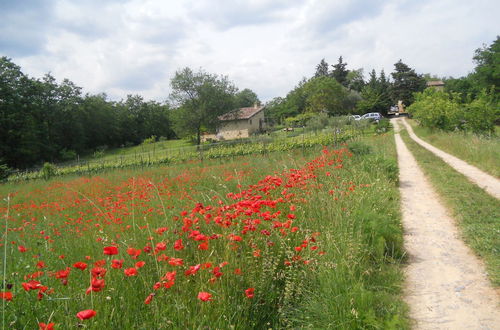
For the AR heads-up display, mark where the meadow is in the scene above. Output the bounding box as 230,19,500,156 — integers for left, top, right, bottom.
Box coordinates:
1,131,407,329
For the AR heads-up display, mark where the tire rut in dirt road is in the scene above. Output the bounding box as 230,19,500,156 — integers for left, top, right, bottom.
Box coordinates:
400,118,500,199
393,119,500,330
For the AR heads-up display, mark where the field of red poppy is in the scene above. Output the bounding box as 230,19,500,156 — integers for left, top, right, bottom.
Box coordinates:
1,134,407,329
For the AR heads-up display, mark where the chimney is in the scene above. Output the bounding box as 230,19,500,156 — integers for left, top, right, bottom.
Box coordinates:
254,102,258,109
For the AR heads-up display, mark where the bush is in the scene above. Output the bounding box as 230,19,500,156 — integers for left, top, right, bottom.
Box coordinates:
375,118,391,134
40,162,57,180
0,161,11,181
142,135,157,144
462,91,499,135
59,148,77,161
348,141,372,155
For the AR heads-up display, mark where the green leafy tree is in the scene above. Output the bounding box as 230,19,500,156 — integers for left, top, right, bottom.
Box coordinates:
315,58,330,77
235,88,260,107
303,76,348,115
390,60,426,105
472,36,500,94
346,68,365,92
170,67,237,145
358,69,392,115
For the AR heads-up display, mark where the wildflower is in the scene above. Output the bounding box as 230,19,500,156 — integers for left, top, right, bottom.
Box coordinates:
76,309,96,320
124,268,138,276
144,293,155,304
18,245,27,253
135,261,145,268
103,246,118,255
173,239,184,250
111,259,124,269
197,291,212,302
73,262,87,270
0,291,13,301
38,322,55,330
91,267,107,278
245,288,255,299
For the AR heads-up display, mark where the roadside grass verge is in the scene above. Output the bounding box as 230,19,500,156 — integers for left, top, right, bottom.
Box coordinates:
400,129,500,286
289,132,409,328
0,132,408,328
406,119,500,178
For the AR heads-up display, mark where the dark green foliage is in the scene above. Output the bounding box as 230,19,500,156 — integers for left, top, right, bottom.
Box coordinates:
0,57,175,169
473,36,500,94
375,118,392,134
235,88,260,107
408,88,498,135
390,60,427,106
314,58,330,77
331,56,349,87
358,69,392,115
348,141,372,155
40,162,57,180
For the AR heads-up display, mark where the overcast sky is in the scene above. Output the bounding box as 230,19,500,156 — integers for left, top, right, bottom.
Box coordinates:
1,0,498,103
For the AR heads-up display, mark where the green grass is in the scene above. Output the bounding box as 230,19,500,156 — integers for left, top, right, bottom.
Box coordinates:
0,130,408,328
400,129,500,286
407,119,500,178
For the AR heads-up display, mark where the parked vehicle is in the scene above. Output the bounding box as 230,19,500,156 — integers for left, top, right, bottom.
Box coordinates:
348,115,361,121
361,112,383,123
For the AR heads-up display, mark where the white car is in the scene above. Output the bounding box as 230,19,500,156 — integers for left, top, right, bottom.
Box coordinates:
361,112,383,123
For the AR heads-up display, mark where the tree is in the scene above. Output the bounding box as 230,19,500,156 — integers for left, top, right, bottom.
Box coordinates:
358,69,392,115
390,60,426,106
331,56,349,87
169,67,237,145
235,88,260,108
314,58,330,77
303,76,348,115
472,36,500,94
346,68,365,92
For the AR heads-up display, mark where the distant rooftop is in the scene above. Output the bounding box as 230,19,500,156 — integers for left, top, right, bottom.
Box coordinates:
219,105,264,121
426,80,445,86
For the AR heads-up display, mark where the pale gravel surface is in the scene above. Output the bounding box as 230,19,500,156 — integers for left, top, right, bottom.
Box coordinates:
400,118,500,199
393,119,500,330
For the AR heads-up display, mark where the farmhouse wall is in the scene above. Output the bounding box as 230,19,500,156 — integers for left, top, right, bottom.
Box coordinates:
218,110,265,140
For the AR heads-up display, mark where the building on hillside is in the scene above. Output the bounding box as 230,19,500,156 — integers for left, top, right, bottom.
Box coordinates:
215,104,266,140
426,80,445,91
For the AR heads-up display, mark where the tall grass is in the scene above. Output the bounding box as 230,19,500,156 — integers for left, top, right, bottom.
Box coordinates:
0,133,408,328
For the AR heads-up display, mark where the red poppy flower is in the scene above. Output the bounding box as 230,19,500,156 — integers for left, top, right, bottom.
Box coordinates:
0,291,13,301
22,280,41,291
91,267,107,278
168,258,183,266
36,261,46,269
73,262,87,271
197,291,212,302
173,239,184,251
135,261,145,268
111,259,124,269
103,246,118,255
76,309,96,320
124,268,137,276
144,293,155,304
127,247,141,259
55,268,70,279
245,287,255,298
38,322,55,330
198,241,209,250
155,242,166,251
18,245,27,253
86,277,105,294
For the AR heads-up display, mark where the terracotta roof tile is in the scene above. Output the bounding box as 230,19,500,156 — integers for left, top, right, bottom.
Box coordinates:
219,106,264,121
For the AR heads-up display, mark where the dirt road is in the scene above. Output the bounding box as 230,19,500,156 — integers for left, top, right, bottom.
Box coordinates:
400,118,500,199
393,119,500,329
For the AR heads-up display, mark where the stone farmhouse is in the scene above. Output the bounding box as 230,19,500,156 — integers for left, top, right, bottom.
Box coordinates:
202,104,265,142
426,80,445,91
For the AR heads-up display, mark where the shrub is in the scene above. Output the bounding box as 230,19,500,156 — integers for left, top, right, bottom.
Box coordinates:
408,89,463,130
375,118,391,134
348,141,372,155
462,91,499,135
0,161,11,181
59,148,77,161
142,135,157,144
40,162,57,180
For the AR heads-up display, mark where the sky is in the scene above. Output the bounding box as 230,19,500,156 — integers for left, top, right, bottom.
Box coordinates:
1,0,499,103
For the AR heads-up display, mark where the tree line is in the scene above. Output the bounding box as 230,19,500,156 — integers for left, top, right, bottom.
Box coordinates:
1,36,498,173
0,59,259,171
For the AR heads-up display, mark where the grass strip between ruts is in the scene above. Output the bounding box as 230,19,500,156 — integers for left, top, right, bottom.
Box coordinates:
400,129,500,287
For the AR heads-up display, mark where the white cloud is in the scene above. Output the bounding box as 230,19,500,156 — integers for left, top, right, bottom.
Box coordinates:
2,0,499,102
